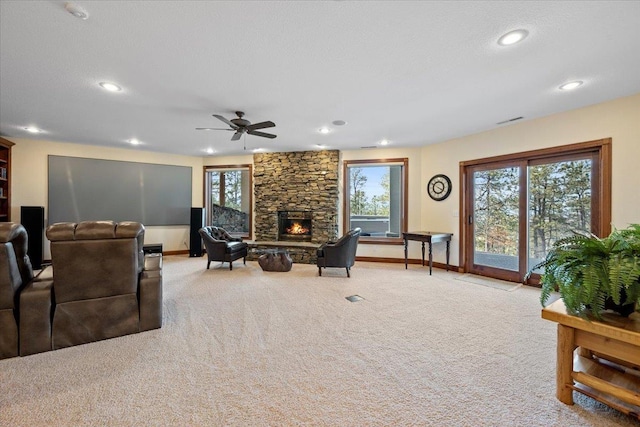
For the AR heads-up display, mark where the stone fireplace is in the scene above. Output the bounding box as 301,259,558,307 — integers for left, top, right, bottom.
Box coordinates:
278,211,312,241
253,150,340,261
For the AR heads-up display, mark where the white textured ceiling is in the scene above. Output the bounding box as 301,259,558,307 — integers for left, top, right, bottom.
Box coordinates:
1,1,640,156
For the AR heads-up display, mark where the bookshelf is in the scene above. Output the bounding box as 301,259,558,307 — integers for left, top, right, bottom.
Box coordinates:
0,138,14,222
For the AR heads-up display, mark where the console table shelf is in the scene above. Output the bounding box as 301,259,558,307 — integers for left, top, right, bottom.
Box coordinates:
542,299,640,419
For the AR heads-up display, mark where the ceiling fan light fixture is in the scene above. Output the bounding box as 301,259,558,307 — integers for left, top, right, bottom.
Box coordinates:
497,29,529,46
99,82,122,92
201,112,277,141
559,80,583,91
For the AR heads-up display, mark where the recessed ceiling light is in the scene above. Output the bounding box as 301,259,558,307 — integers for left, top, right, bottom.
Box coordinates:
319,127,331,134
65,2,89,20
380,139,390,146
206,148,214,154
99,82,122,92
24,126,41,133
252,148,264,153
559,81,583,91
316,144,327,149
332,120,347,126
497,29,529,46
129,138,140,145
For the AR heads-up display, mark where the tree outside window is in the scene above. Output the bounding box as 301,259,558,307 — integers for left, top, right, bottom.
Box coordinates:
344,159,407,241
204,165,252,235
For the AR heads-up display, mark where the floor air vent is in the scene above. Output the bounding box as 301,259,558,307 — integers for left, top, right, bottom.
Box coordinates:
346,295,364,302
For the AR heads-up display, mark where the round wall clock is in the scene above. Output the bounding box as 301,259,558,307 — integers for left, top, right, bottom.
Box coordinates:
427,174,452,201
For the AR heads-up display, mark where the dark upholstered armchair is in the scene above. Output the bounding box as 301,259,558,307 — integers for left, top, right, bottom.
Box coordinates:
317,228,361,277
199,226,248,270
40,221,163,350
0,223,53,359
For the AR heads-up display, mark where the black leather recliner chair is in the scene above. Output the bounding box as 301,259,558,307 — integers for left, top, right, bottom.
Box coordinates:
199,226,248,270
316,227,361,277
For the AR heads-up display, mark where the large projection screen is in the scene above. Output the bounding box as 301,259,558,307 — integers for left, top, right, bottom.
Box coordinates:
48,156,192,226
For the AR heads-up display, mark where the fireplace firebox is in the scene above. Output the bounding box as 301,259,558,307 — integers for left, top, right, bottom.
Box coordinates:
278,211,312,241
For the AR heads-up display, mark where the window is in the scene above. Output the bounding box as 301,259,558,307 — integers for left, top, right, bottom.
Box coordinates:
461,138,611,283
343,158,408,243
204,165,252,237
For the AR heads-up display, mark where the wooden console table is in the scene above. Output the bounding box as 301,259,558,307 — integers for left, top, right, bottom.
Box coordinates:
542,299,640,419
402,231,453,275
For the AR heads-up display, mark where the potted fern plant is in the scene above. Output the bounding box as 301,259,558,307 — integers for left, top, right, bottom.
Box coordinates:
531,224,640,319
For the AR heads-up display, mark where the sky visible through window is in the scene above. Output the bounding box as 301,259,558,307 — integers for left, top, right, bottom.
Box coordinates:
360,166,387,196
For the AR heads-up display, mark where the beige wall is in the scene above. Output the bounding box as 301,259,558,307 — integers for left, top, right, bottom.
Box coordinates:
8,93,639,264
9,138,203,257
421,93,640,267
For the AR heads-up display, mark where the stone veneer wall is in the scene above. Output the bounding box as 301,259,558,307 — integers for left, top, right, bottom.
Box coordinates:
253,150,339,244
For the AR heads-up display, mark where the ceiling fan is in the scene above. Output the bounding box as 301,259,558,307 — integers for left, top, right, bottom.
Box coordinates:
196,111,277,141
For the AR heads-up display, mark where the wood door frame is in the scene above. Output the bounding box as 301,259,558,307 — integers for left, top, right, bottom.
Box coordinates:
459,138,612,283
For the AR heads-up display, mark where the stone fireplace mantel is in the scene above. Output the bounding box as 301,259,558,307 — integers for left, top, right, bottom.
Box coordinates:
253,150,339,254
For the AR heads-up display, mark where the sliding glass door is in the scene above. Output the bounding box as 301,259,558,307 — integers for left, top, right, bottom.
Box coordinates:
462,139,610,283
470,164,522,281
527,157,593,274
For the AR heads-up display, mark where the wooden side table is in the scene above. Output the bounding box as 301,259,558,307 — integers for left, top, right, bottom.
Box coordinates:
402,231,452,275
541,299,640,419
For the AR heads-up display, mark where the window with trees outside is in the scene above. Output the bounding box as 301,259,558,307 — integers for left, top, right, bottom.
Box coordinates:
461,139,611,283
204,165,252,237
343,159,408,243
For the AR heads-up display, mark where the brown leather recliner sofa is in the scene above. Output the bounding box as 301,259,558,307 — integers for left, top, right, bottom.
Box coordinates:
0,223,53,359
41,221,163,350
1,220,162,358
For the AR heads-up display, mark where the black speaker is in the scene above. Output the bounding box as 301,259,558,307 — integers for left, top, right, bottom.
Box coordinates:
190,207,205,257
20,206,45,269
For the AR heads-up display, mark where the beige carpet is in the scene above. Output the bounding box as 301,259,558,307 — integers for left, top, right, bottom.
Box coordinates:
1,256,637,426
456,273,523,292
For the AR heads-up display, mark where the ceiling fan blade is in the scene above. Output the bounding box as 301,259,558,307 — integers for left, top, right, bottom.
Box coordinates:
213,114,239,129
195,128,234,131
246,121,275,131
231,131,242,141
248,130,277,139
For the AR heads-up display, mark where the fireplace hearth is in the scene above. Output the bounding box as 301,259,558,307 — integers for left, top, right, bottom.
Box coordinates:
278,211,312,241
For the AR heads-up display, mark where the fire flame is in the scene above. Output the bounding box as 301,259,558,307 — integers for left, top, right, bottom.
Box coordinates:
286,222,310,235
